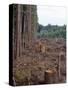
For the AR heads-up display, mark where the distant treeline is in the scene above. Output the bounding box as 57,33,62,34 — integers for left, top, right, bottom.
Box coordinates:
36,24,66,39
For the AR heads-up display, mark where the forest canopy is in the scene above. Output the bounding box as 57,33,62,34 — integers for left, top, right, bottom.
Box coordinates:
36,24,66,39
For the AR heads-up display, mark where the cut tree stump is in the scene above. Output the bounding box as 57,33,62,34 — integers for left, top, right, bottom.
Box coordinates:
44,69,58,84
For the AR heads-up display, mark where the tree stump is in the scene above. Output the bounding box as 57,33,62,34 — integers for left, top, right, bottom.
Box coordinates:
44,69,58,84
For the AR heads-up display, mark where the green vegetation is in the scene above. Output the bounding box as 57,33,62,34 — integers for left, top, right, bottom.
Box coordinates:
36,24,66,39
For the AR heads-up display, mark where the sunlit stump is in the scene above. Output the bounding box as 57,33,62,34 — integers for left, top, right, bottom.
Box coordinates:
44,69,58,84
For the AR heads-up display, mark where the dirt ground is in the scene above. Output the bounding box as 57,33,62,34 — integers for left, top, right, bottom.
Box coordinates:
13,38,66,86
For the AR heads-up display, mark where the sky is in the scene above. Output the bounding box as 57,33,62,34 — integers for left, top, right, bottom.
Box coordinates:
37,5,66,26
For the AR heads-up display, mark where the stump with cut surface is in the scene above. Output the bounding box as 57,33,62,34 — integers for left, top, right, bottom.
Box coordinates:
44,69,58,84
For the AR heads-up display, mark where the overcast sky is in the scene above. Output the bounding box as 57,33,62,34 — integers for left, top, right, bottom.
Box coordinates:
37,6,66,26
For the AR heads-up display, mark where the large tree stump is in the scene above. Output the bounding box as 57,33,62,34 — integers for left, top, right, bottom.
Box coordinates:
44,69,58,84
